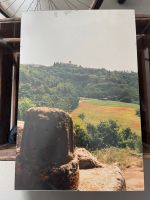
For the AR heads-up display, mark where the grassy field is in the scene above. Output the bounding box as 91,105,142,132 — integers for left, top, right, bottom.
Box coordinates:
71,99,141,135
92,147,143,170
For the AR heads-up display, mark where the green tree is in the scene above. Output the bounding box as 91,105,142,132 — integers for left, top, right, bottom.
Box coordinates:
74,125,91,149
122,127,133,140
136,108,141,117
97,120,120,148
86,123,96,136
18,97,36,120
78,113,85,121
119,128,141,151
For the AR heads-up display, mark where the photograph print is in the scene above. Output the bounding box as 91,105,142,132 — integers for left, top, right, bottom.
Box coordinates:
15,10,144,191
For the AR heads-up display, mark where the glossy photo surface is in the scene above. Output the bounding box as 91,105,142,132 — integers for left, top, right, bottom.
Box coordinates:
15,10,144,191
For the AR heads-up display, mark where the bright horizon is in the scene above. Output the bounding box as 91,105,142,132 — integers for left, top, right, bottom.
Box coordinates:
21,10,138,72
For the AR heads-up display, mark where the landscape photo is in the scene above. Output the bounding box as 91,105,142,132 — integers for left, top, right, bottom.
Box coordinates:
15,10,144,191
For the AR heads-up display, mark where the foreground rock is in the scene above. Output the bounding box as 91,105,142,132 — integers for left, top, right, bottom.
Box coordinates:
75,148,126,191
15,107,79,190
75,147,104,169
16,108,126,191
79,166,126,191
16,121,24,154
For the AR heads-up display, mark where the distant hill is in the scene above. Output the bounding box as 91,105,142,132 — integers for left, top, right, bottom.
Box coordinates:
18,62,140,119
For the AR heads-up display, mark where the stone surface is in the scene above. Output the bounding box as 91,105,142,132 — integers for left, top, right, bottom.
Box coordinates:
16,121,24,154
20,107,75,166
46,156,79,190
75,147,104,169
78,165,126,191
15,108,127,191
15,107,79,190
16,154,79,190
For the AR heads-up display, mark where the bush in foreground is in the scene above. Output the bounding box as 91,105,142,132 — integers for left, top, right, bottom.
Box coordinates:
74,120,142,152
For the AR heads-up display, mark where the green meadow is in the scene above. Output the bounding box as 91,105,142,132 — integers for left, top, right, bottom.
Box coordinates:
71,99,141,135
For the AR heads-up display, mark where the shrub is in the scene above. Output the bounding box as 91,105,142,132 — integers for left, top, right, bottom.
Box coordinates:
121,127,133,140
136,108,141,117
18,97,36,120
74,120,141,152
96,120,120,148
119,128,142,152
86,123,96,137
78,113,85,121
74,125,91,149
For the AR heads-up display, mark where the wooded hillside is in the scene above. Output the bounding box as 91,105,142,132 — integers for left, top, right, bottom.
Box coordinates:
19,62,140,119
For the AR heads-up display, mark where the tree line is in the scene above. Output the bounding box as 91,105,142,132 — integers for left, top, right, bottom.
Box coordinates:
75,119,142,152
18,62,140,120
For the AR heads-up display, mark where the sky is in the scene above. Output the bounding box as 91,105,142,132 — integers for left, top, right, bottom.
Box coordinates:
21,10,138,72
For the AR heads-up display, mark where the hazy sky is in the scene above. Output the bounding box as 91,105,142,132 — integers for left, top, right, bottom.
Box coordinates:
21,10,138,72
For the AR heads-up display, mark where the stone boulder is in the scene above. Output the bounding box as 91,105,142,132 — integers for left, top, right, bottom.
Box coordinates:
16,121,24,154
79,166,126,191
15,107,126,191
75,147,104,169
46,156,79,190
75,148,126,191
15,107,79,190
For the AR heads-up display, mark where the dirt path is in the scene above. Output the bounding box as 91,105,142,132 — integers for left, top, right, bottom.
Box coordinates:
124,166,144,191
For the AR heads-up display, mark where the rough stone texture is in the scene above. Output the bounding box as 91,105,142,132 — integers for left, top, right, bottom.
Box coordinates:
15,108,126,191
47,156,79,190
16,154,79,190
20,107,75,166
75,147,104,169
16,121,24,154
78,165,126,191
15,107,79,190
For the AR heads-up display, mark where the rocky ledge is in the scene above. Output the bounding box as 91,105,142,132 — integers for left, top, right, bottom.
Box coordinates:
79,166,126,191
16,108,126,191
